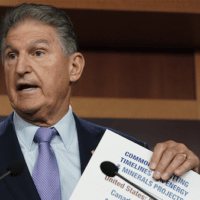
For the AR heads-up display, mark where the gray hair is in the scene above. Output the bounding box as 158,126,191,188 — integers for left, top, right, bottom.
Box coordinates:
0,3,79,63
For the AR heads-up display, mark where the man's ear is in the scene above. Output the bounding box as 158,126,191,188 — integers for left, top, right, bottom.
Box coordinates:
69,52,85,83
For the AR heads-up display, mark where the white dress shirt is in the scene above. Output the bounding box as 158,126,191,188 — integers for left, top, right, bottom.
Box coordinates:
13,105,81,200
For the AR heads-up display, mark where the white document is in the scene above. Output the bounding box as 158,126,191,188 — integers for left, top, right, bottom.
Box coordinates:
70,129,200,200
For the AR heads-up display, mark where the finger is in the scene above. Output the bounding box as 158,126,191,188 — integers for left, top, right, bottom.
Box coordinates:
152,147,179,180
174,159,195,176
193,166,199,173
160,153,187,181
174,153,200,176
149,142,168,171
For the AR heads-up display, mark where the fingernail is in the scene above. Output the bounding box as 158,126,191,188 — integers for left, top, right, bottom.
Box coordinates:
161,173,169,180
150,163,156,170
174,170,181,175
154,171,161,179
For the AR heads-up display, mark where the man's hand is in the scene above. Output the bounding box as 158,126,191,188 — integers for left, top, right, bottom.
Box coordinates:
149,140,200,181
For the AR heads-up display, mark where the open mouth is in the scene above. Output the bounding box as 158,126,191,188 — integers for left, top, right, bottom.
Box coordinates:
17,84,38,91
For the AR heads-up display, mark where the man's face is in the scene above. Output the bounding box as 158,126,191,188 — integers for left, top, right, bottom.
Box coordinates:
4,21,73,125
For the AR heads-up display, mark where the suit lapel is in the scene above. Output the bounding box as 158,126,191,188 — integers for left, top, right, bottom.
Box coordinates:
73,114,105,174
0,114,41,200
0,112,106,198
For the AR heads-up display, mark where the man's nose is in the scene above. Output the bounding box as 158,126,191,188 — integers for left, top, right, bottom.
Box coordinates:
15,53,32,76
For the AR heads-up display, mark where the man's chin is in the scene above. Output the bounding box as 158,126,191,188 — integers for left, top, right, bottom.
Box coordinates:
14,107,45,124
11,98,43,113
14,105,40,116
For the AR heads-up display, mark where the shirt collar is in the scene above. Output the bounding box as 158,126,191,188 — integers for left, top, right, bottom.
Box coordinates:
13,105,76,151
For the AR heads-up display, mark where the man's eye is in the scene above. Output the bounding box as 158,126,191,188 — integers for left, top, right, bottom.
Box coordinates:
35,51,44,56
8,53,17,59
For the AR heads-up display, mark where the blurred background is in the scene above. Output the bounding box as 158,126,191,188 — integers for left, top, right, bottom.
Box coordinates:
0,0,200,157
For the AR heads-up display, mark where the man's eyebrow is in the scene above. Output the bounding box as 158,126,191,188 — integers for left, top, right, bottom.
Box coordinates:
4,43,13,51
4,39,50,51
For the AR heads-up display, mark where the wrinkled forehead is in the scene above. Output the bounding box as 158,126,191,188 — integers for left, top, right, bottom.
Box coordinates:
5,20,59,50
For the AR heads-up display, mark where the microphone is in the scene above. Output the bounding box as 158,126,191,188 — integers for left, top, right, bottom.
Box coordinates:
0,161,25,181
100,161,158,200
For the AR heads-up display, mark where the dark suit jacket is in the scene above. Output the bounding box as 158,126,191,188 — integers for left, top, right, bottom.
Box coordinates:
0,112,148,200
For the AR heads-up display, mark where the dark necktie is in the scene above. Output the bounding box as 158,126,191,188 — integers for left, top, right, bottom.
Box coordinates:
32,127,61,200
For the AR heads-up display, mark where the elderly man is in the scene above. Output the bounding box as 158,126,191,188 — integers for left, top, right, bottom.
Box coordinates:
0,3,199,200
